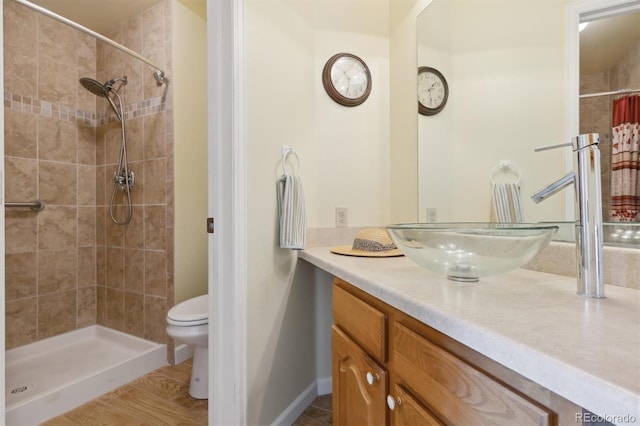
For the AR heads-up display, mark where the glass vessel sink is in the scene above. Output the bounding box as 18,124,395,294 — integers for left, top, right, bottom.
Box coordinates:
387,223,558,282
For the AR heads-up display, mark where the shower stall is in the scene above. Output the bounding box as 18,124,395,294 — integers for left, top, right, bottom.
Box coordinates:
3,0,179,422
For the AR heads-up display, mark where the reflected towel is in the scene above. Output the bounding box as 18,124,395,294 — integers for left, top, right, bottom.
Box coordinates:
492,182,523,223
278,175,306,249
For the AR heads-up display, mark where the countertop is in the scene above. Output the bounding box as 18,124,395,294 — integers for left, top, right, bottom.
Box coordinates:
299,246,640,424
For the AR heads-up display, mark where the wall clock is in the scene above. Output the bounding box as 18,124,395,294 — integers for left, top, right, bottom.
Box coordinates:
322,53,371,107
417,66,449,115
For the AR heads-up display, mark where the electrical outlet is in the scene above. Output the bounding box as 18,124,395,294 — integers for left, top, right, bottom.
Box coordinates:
426,208,438,223
335,207,348,227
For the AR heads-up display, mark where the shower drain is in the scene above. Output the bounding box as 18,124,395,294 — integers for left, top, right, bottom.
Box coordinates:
10,384,33,395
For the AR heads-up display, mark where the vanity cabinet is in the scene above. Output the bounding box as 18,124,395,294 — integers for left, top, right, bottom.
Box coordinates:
332,278,581,426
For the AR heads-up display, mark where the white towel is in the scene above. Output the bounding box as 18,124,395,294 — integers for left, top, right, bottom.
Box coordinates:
278,175,306,249
492,182,523,223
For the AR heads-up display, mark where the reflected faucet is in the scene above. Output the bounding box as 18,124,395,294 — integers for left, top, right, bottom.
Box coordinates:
531,133,604,298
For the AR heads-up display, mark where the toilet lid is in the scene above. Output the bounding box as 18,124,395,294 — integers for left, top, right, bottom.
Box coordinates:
167,294,208,326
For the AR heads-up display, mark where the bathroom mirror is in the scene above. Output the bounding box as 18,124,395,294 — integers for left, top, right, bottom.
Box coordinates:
416,0,568,225
417,0,640,245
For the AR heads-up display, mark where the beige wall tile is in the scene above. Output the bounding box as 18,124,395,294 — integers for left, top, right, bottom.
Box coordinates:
5,252,37,300
78,166,97,206
78,247,96,288
6,297,37,349
125,292,144,338
5,109,37,158
78,287,97,328
3,0,174,347
78,125,97,165
3,48,38,98
97,246,106,286
38,116,77,163
143,112,166,159
78,206,96,247
3,0,37,52
145,250,166,297
37,15,77,67
97,285,106,325
96,206,107,246
38,249,77,295
96,125,106,165
144,295,167,343
144,159,166,204
123,58,144,104
104,121,123,165
38,56,77,107
39,161,78,205
105,288,125,331
124,117,144,161
124,248,144,294
128,160,144,205
4,156,37,202
38,206,77,249
5,211,38,253
106,247,124,289
39,290,77,338
144,205,166,250
106,207,126,245
124,207,144,248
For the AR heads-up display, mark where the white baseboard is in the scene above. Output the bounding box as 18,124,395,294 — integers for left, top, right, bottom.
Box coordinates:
272,381,318,426
272,377,333,425
174,344,194,365
316,377,332,395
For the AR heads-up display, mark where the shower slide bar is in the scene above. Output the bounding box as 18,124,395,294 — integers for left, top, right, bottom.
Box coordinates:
12,0,167,85
580,88,640,99
5,199,45,212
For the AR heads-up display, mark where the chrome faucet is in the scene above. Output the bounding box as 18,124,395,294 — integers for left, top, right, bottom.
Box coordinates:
531,133,604,298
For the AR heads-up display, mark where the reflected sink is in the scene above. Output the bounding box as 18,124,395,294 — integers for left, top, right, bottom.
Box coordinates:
387,223,558,282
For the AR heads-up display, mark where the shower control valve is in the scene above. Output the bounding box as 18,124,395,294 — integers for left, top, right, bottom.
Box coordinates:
114,169,135,192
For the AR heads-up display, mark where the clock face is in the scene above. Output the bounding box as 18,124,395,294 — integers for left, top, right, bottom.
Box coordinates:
330,57,369,99
322,53,372,107
417,67,449,115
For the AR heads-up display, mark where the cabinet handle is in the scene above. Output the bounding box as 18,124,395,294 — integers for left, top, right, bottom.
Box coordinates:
366,372,380,385
386,394,402,410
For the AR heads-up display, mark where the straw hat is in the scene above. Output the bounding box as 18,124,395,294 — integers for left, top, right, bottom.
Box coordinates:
330,228,404,257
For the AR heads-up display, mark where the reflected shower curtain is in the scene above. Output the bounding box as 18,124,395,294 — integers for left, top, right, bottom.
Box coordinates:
610,94,640,222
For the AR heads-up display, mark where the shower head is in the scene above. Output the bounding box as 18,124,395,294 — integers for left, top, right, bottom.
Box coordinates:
79,77,110,97
79,77,128,121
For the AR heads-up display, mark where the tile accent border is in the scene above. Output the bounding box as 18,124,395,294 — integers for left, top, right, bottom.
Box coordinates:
4,91,168,127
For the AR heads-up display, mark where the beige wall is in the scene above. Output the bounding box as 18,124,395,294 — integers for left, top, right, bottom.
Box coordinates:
245,0,391,423
173,0,207,304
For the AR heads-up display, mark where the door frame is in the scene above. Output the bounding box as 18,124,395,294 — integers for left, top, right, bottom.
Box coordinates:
207,0,247,424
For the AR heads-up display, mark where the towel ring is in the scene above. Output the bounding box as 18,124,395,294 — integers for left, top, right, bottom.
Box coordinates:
490,160,521,186
281,145,300,176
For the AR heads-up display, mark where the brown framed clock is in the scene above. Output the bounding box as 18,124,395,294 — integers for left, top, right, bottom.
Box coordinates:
417,66,449,115
322,53,371,107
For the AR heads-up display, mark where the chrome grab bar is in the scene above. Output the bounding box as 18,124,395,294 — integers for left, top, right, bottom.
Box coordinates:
5,199,45,212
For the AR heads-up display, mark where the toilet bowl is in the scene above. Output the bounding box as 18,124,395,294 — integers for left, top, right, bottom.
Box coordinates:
166,294,208,399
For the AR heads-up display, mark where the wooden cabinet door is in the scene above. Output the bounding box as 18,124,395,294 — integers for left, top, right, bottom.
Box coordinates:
333,325,387,426
389,383,444,426
393,322,554,425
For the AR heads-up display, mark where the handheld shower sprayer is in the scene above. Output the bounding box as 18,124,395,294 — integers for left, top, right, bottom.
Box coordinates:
79,75,133,225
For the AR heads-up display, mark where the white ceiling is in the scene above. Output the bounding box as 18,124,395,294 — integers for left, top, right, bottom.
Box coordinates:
580,11,640,75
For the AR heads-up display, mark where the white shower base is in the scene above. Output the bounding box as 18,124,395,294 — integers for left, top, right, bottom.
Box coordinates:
5,325,167,425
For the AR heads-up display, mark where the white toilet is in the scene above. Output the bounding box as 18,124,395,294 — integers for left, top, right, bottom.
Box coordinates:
166,294,209,399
